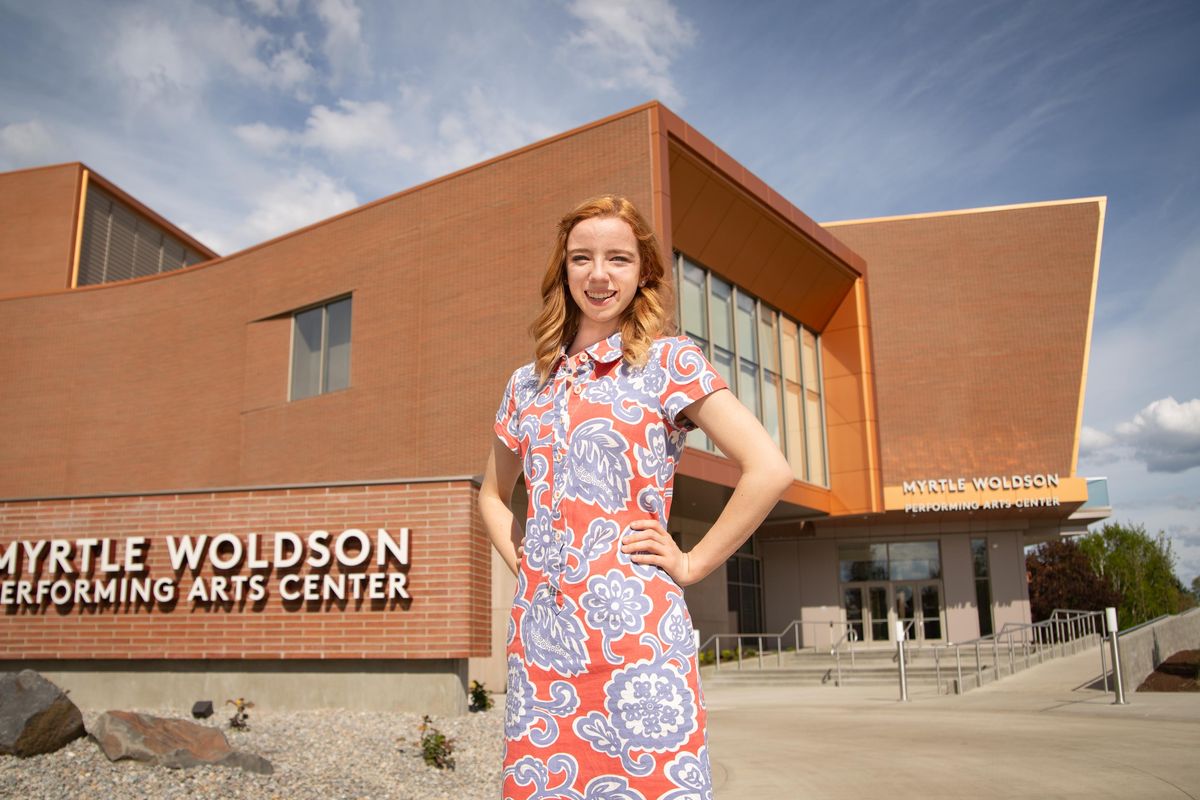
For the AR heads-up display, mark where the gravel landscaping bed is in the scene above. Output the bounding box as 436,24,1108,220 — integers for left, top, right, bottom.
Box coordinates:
0,706,505,800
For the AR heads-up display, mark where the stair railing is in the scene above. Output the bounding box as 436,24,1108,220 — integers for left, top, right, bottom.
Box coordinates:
831,627,859,686
926,608,1106,694
699,619,855,672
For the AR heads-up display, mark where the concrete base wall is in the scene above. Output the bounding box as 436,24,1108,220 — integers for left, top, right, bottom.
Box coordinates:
1118,609,1200,695
3,658,469,716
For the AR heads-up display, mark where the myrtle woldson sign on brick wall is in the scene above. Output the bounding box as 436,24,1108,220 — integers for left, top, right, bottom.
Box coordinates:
0,528,412,610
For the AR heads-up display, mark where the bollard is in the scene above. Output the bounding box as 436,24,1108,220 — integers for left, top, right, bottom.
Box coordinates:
1106,607,1127,705
896,621,909,702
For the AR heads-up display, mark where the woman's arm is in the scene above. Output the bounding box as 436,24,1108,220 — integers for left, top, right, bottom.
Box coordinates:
622,388,793,586
478,437,526,576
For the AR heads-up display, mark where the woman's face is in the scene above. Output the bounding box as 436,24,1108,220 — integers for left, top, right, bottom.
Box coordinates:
564,215,642,339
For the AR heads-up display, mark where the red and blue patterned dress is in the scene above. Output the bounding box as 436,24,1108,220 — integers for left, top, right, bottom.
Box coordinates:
494,332,727,800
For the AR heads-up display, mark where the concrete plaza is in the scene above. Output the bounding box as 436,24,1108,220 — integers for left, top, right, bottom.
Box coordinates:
705,647,1200,798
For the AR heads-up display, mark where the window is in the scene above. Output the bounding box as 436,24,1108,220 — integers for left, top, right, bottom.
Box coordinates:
838,541,942,582
726,538,763,634
971,538,994,636
675,253,828,485
290,296,352,400
77,184,206,286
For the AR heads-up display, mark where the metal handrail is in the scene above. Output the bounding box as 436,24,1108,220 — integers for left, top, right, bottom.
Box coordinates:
698,619,855,672
926,608,1106,695
831,627,859,686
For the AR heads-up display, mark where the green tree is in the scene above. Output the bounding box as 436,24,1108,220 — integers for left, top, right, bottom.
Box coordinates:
1080,522,1191,628
1026,539,1120,622
1192,576,1200,603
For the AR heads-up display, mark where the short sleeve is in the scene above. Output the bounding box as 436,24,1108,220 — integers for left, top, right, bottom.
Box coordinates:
659,337,729,432
493,371,521,455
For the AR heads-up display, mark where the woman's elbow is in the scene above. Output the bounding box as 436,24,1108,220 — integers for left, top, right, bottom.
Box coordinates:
767,453,793,497
746,448,792,498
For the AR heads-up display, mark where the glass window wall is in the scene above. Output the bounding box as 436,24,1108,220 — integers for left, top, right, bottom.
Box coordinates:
675,253,828,485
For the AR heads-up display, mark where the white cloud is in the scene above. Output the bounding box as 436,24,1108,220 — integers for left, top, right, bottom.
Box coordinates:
303,99,411,157
109,12,201,106
0,120,58,168
1078,425,1116,462
423,85,556,176
234,98,414,160
107,4,316,108
242,167,359,244
244,0,301,17
234,87,553,180
1114,397,1200,473
314,0,368,84
562,0,697,106
234,121,295,153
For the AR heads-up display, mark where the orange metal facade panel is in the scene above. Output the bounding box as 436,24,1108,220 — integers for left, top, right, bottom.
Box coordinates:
748,231,804,303
695,195,758,274
673,174,735,258
828,469,879,516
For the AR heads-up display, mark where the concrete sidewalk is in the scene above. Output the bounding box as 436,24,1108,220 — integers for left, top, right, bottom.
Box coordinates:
704,647,1200,798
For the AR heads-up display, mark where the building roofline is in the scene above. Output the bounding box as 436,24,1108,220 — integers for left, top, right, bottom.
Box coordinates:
3,101,879,304
0,102,664,303
821,196,1108,227
655,105,866,276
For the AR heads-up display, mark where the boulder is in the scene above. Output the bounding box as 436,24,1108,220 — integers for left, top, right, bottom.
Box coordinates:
90,711,273,775
0,670,86,757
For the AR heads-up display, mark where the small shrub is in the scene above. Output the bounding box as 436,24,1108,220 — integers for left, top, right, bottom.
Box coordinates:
419,714,455,770
225,697,253,731
468,680,494,712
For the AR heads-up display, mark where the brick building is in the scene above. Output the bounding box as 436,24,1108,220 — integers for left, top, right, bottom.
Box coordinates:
0,102,1109,713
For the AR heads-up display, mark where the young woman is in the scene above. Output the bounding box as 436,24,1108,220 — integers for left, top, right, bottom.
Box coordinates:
478,195,792,799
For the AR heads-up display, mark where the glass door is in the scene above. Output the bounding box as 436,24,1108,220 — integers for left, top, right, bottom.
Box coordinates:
842,586,864,643
919,582,943,640
866,584,889,643
892,581,943,642
843,583,890,643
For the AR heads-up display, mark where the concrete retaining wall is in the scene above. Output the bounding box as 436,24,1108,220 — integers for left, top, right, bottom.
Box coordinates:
2,658,469,716
1118,609,1200,695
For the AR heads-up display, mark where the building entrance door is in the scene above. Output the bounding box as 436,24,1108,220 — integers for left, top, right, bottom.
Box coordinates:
843,581,944,644
842,583,890,644
893,581,943,642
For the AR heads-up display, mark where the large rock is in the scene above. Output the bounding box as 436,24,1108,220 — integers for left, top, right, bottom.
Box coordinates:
0,670,86,757
90,711,273,775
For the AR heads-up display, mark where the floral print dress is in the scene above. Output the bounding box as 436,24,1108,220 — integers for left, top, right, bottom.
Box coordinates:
494,332,727,800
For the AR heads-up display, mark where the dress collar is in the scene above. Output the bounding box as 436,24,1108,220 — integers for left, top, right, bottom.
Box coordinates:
559,331,624,367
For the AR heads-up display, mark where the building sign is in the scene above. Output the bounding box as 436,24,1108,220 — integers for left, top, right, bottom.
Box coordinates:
902,473,1060,495
0,528,411,610
893,473,1065,513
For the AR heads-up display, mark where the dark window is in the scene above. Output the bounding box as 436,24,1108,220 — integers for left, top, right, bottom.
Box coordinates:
290,296,352,400
726,538,763,634
971,538,993,637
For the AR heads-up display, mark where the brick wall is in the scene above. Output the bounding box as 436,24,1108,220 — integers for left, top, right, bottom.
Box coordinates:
0,481,490,660
0,110,653,499
828,200,1102,481
0,163,81,296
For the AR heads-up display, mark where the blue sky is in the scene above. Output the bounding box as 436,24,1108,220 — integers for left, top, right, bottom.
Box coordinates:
2,0,1198,583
